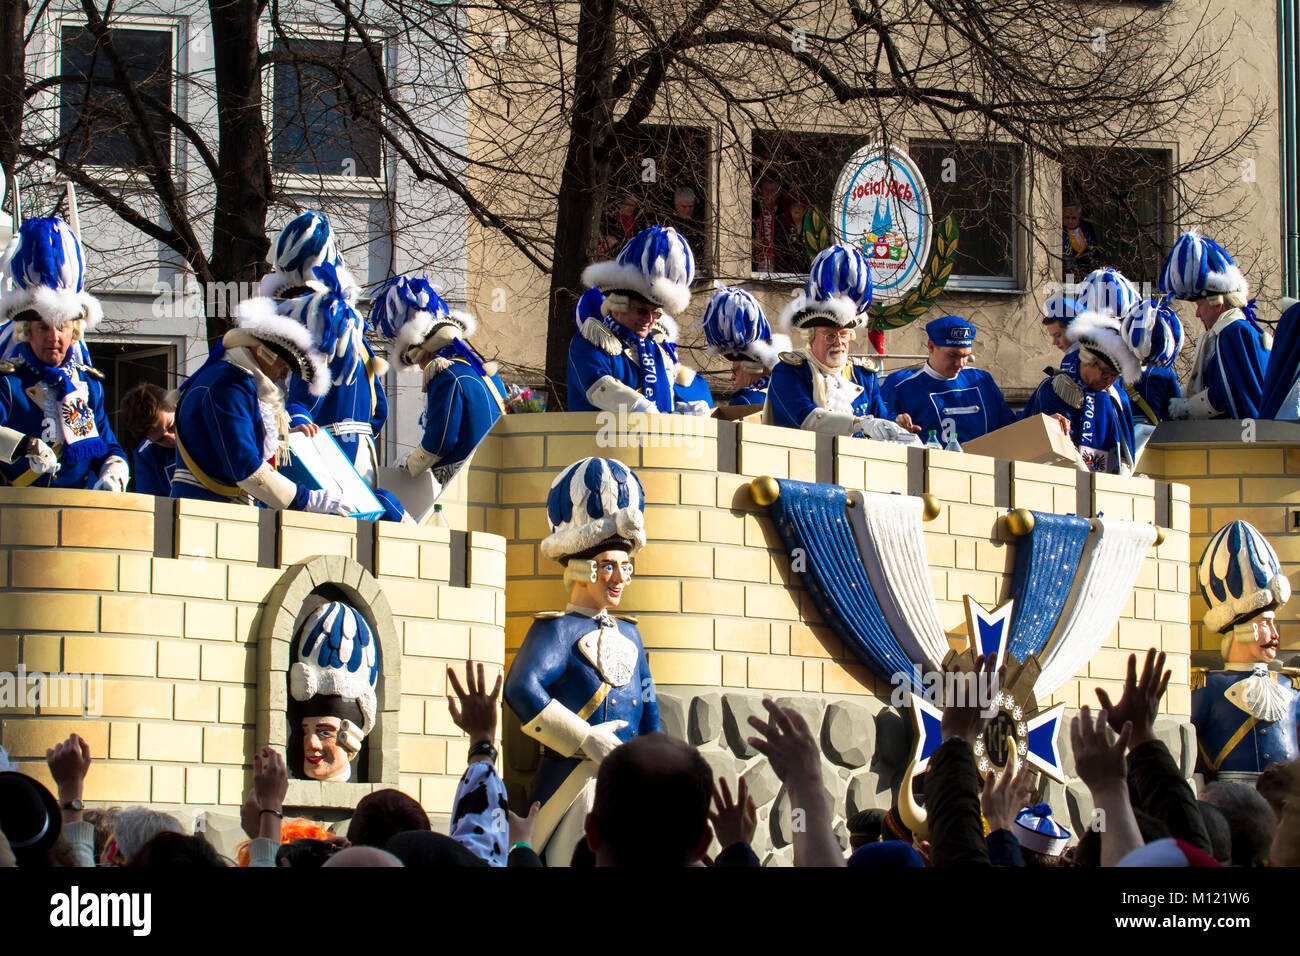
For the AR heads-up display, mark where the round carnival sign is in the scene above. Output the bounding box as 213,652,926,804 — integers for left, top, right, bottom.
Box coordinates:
832,143,932,301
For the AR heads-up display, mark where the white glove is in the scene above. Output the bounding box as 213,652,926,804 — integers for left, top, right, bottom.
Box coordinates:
579,719,628,763
674,400,711,417
26,438,60,475
629,396,656,415
304,489,354,516
92,457,129,492
1167,396,1189,420
855,416,916,443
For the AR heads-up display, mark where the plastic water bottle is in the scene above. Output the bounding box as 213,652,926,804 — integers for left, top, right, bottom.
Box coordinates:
433,503,449,528
944,433,963,453
924,429,942,449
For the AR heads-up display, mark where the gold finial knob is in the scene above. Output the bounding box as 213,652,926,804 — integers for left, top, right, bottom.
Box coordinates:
1005,508,1036,537
750,476,781,507
918,493,941,522
1153,525,1166,547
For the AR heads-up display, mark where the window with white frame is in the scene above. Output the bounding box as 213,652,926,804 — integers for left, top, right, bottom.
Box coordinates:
909,141,1021,290
270,37,384,179
59,24,174,169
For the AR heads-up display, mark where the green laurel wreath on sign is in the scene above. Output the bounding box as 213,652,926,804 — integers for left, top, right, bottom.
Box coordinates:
866,215,959,331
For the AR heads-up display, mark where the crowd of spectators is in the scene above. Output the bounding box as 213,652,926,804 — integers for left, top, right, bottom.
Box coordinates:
1,650,1293,868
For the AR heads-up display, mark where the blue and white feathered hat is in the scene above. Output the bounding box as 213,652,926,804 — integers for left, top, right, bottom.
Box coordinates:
1160,231,1248,302
224,296,330,396
779,244,873,330
260,211,360,303
370,275,477,371
573,286,607,332
1013,803,1071,857
1076,267,1139,318
278,287,378,370
1067,310,1142,383
289,601,380,740
701,285,791,369
1199,520,1291,635
1120,297,1183,369
541,457,646,563
0,217,103,331
1042,295,1082,324
581,225,695,315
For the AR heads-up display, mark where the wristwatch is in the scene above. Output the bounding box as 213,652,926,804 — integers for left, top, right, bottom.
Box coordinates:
468,740,499,763
60,799,84,811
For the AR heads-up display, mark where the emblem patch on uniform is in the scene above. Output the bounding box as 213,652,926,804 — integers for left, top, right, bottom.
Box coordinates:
62,397,95,438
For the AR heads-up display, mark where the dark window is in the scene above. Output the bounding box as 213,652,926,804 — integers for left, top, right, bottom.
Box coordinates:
1061,148,1172,290
751,131,863,276
910,141,1020,287
59,26,173,169
92,340,174,492
272,39,384,178
598,125,712,275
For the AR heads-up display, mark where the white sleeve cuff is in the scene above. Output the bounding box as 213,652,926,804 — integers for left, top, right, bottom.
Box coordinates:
238,463,300,509
587,376,655,414
799,407,859,435
522,699,591,757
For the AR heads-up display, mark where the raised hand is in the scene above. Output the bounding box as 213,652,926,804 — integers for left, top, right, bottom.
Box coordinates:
981,757,1036,833
447,660,502,746
710,777,758,851
1095,648,1169,750
1070,705,1131,794
940,653,1003,746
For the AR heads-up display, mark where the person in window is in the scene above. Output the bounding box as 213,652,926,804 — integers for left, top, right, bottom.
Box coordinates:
119,383,176,496
1159,230,1269,420
765,244,918,442
881,316,1015,445
777,191,813,274
1062,201,1101,277
567,225,700,415
753,178,782,272
1021,310,1139,475
0,217,127,491
701,286,791,407
667,186,706,271
597,197,642,259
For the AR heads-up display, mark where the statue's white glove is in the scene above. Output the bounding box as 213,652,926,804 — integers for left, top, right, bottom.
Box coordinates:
580,720,628,763
674,400,711,417
92,456,129,491
855,416,915,442
305,489,354,516
26,438,61,475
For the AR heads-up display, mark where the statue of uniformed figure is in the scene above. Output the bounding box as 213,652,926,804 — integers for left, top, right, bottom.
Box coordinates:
503,456,660,864
288,601,380,783
1192,520,1299,783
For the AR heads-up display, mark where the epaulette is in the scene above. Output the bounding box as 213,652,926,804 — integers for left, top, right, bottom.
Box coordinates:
1282,667,1300,690
78,364,105,381
851,355,878,374
421,356,453,391
0,359,15,376
614,614,638,624
1049,373,1084,410
1191,667,1207,692
778,351,804,366
579,316,622,356
534,611,565,619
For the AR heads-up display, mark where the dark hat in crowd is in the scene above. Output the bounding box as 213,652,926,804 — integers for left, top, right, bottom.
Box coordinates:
0,772,62,866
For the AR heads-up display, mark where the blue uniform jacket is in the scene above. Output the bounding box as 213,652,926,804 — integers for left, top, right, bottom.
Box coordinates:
419,357,506,470
286,337,388,458
766,355,887,431
171,359,308,508
0,356,124,489
881,365,1015,443
1131,366,1181,424
504,611,660,808
1192,668,1299,779
133,438,176,496
1197,316,1269,419
567,319,675,413
1021,368,1135,474
730,383,768,407
674,372,714,409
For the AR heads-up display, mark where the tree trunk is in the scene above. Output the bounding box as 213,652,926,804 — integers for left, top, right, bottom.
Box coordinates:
544,0,617,411
0,0,25,193
207,0,272,345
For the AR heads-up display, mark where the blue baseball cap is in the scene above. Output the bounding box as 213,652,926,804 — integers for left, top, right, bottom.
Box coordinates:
1042,296,1081,325
926,315,976,348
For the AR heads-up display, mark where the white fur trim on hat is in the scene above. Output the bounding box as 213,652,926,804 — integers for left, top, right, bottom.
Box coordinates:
742,331,792,370
777,293,863,331
1068,310,1141,383
652,314,680,343
393,309,477,371
227,296,330,397
540,506,646,564
0,284,104,332
582,261,693,315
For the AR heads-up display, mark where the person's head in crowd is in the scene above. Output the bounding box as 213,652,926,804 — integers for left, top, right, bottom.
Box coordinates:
570,838,596,867
616,198,636,222
1062,202,1082,232
0,771,62,866
673,187,696,220
1200,782,1276,866
1013,803,1072,866
1254,762,1291,821
808,326,854,370
322,846,404,867
1197,801,1234,864
847,808,886,849
119,383,176,450
106,807,185,865
847,840,924,867
346,788,430,849
1041,296,1080,352
127,831,228,868
584,733,713,867
1073,808,1171,867
235,816,340,867
1076,345,1121,392
275,837,347,868
788,192,810,226
758,178,780,210
82,807,120,862
924,315,975,379
386,830,489,868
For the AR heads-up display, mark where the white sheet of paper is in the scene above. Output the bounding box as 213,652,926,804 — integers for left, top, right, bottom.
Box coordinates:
285,430,385,519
